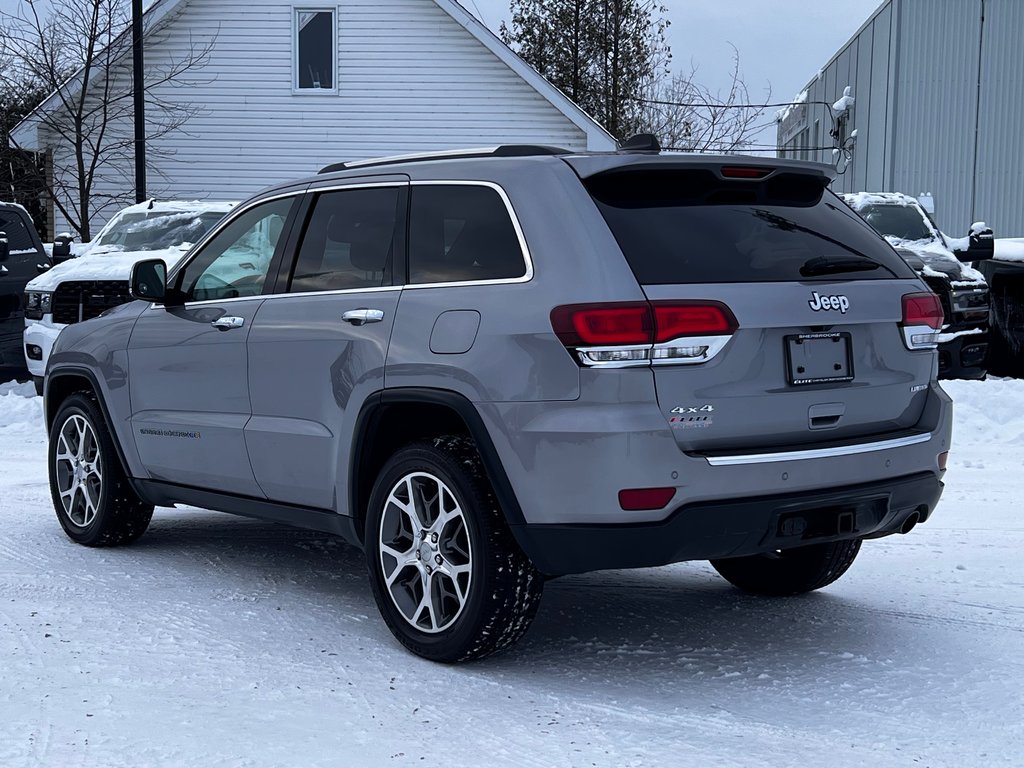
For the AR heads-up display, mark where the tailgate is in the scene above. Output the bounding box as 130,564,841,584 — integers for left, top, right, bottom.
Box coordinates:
582,163,937,453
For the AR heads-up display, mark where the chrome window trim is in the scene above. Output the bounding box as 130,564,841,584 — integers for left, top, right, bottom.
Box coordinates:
404,180,534,289
155,178,533,311
261,285,403,301
703,432,933,466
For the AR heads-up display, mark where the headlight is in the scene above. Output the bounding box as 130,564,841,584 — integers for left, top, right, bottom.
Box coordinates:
24,291,53,320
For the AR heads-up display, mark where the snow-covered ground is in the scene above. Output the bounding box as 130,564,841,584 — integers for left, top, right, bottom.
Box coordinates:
0,379,1021,767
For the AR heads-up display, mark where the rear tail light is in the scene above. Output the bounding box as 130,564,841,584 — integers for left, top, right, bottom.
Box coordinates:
901,292,945,350
551,301,737,367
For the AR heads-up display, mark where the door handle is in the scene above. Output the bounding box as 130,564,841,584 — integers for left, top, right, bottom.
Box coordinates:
342,308,385,326
211,316,245,330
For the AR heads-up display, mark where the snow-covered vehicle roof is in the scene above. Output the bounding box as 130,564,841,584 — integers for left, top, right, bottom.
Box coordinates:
994,238,1024,264
28,200,237,292
842,191,921,211
841,191,987,288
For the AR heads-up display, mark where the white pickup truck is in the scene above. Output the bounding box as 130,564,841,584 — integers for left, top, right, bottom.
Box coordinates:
23,200,236,393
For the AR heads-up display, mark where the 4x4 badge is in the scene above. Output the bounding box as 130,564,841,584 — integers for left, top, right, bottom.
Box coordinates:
808,291,850,314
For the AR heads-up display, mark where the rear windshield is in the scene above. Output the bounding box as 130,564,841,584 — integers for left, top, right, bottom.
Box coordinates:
586,169,915,283
0,209,40,253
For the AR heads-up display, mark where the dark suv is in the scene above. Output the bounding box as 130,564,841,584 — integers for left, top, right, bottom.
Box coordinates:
40,146,953,662
0,202,47,374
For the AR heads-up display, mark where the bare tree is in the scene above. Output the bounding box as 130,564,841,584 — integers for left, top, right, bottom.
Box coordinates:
0,0,214,240
637,47,772,153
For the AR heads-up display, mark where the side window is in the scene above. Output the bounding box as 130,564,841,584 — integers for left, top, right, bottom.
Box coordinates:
295,9,335,90
177,198,294,302
409,185,526,285
289,187,400,293
0,211,39,253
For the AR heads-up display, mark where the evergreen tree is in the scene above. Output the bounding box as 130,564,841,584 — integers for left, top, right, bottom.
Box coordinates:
502,0,670,140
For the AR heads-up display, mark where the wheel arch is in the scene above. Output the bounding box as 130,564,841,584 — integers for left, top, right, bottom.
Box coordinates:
45,367,136,484
349,388,527,545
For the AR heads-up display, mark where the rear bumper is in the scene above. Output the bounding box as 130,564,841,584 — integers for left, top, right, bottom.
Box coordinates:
516,471,943,576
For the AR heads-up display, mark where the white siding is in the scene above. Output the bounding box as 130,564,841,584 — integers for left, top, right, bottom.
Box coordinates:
50,0,598,234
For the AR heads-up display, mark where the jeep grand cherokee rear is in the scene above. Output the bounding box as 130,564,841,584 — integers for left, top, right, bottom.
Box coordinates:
41,147,952,662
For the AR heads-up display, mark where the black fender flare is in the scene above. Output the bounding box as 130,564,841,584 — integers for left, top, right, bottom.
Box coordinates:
349,388,527,533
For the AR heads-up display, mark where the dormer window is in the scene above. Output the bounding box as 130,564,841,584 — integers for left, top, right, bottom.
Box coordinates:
294,8,336,91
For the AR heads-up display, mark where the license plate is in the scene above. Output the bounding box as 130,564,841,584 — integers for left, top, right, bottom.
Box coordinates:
785,332,854,385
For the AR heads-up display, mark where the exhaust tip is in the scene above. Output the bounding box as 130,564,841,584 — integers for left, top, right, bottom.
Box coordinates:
900,511,921,535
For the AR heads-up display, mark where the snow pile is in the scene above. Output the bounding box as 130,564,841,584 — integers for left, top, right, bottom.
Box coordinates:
832,86,855,114
0,380,43,436
944,378,1024,445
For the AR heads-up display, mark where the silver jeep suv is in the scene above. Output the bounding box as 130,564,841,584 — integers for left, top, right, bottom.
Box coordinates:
42,145,953,661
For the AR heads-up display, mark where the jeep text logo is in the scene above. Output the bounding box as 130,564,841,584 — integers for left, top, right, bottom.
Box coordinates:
808,291,850,314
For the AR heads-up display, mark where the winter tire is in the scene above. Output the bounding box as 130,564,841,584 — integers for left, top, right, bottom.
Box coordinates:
48,393,154,547
365,436,543,663
710,539,862,597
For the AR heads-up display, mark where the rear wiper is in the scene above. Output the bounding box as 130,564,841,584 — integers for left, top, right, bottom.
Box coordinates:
800,255,882,277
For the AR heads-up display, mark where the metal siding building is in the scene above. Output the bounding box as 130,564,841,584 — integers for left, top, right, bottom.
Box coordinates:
777,0,1024,237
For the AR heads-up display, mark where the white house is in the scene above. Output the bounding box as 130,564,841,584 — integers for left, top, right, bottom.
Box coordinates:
12,0,615,238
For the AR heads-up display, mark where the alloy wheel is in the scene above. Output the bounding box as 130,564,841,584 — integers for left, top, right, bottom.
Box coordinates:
54,414,103,527
378,471,473,633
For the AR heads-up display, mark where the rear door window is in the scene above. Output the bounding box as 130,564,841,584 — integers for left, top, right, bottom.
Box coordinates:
289,187,401,293
586,170,915,284
409,185,526,284
0,210,40,254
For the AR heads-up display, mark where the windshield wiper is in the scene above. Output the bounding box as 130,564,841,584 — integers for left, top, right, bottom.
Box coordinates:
800,255,882,277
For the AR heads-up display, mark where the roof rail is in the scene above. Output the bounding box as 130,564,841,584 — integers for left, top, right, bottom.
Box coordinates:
318,145,571,174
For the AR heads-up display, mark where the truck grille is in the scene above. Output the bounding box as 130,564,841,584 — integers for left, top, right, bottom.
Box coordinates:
52,280,132,325
921,275,953,319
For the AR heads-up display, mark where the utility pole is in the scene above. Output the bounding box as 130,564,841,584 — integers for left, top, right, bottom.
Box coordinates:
132,0,146,203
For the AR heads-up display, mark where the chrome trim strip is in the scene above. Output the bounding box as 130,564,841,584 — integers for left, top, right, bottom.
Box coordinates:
703,432,933,466
159,179,533,311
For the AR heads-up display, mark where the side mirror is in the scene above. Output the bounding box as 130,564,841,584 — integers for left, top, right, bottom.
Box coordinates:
0,231,8,262
954,222,995,262
52,233,75,263
37,263,51,274
129,258,167,302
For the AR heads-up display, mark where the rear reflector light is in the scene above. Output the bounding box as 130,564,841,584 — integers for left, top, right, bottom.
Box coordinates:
901,292,945,350
618,487,676,511
721,166,772,179
938,451,949,471
551,301,737,367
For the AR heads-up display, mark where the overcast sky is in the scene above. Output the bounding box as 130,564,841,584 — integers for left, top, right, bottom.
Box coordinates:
2,0,883,143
